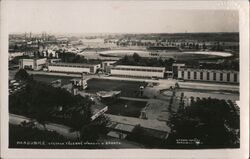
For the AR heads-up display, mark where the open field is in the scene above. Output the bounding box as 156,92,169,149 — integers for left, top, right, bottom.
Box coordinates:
99,49,232,58
103,99,147,118
81,48,234,61
86,79,148,98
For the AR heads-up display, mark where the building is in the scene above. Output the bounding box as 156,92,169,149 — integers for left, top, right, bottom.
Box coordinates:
110,65,166,78
48,62,101,74
102,61,116,73
19,58,47,70
70,74,88,90
178,68,239,83
48,58,61,64
172,63,185,78
9,52,24,60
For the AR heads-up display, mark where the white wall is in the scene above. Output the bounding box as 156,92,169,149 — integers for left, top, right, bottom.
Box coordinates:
111,69,164,78
48,65,91,73
20,59,34,69
178,70,239,83
36,58,47,65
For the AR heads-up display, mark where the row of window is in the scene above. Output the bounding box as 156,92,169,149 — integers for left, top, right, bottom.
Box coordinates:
111,67,164,72
181,71,238,82
111,74,161,78
49,64,93,68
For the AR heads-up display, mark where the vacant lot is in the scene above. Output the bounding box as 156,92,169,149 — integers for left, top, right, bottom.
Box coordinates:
87,79,148,98
103,99,147,118
33,75,75,85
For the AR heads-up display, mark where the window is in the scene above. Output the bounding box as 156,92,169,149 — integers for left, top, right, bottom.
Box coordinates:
194,72,197,79
188,71,190,79
207,72,210,80
213,73,216,81
227,73,230,82
234,73,237,82
181,71,184,78
200,72,203,80
220,73,223,81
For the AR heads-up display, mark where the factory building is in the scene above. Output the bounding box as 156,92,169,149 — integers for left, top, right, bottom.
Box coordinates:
178,68,239,83
19,58,47,70
110,65,165,78
48,62,101,74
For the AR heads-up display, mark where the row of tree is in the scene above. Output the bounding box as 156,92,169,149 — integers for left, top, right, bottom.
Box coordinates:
58,52,102,64
116,53,175,70
166,98,239,148
10,69,109,142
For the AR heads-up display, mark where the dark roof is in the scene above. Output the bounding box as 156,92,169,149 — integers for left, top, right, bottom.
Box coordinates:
147,46,181,51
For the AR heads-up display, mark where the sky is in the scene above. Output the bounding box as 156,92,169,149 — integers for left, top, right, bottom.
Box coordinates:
4,1,239,34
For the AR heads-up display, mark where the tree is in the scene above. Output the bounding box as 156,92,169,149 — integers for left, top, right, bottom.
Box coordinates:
69,96,93,139
167,98,239,148
121,55,129,64
14,69,30,81
80,115,110,141
49,53,53,58
10,79,111,142
132,53,141,62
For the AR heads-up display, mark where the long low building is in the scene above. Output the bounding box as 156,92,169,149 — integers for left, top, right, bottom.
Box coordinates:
19,58,47,71
110,65,165,78
178,68,239,83
48,62,100,74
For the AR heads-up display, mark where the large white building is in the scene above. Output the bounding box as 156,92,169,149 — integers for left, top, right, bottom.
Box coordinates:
178,68,239,83
48,62,100,74
19,58,47,70
110,65,165,78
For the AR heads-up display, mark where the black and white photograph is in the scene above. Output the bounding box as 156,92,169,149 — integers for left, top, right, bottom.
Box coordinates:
0,0,249,159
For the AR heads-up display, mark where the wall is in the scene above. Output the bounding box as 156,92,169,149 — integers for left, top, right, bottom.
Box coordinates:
178,69,239,83
111,69,165,78
19,59,34,69
48,65,91,73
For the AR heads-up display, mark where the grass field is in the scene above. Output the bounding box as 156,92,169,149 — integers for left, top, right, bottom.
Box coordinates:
87,79,148,98
33,75,75,85
103,99,147,118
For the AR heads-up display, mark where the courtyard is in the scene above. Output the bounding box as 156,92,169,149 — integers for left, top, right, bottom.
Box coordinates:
102,98,147,118
86,78,148,98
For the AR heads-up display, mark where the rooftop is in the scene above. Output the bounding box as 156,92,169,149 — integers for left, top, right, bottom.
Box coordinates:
49,62,100,67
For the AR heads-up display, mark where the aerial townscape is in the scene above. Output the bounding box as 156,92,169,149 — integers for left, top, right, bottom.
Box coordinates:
8,32,239,149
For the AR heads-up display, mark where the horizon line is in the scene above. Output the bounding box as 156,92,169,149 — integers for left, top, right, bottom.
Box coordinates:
9,31,239,35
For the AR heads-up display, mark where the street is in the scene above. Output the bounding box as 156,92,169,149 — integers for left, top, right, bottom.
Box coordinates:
9,69,239,92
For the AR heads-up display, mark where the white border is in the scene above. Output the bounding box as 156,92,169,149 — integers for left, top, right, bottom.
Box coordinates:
1,1,249,159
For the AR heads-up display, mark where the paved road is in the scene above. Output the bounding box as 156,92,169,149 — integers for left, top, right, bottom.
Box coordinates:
10,70,239,91
178,81,239,92
119,97,150,102
9,113,78,139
